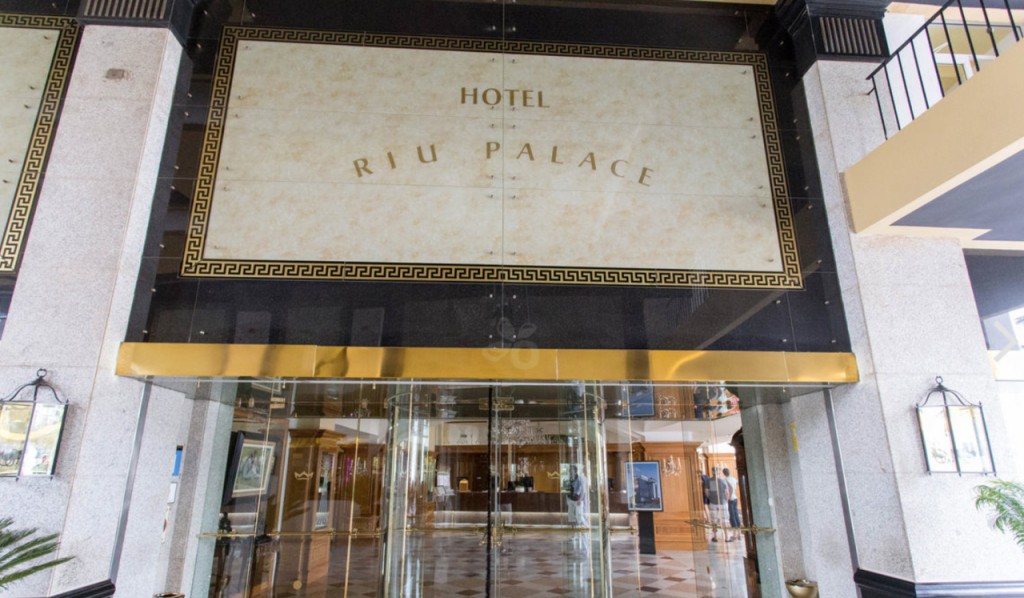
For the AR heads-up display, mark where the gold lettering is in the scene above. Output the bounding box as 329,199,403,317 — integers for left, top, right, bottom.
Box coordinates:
417,144,438,164
386,151,397,169
610,159,628,178
550,146,563,165
522,90,534,107
353,158,373,177
482,88,501,106
516,143,535,161
578,152,597,170
486,141,501,159
638,167,654,186
460,87,550,108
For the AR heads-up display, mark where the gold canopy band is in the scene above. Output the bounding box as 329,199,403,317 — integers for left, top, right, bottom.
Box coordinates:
116,343,858,383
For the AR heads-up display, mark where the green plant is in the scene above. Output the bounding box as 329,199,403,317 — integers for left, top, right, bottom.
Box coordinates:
0,517,73,590
974,479,1024,550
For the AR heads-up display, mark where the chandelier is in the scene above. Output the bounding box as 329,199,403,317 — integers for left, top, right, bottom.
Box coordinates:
498,418,551,446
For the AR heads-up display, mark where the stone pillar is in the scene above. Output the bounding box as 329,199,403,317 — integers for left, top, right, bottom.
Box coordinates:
738,403,787,597
174,383,237,598
802,58,1022,589
0,25,187,596
778,393,858,597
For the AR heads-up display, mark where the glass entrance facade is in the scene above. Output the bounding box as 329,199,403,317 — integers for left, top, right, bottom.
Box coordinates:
196,380,776,598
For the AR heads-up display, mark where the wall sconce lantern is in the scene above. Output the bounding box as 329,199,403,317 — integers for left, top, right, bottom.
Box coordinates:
916,376,995,475
0,369,68,478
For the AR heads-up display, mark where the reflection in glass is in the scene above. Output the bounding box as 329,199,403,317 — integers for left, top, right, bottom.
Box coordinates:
21,404,65,477
0,404,32,477
196,381,779,597
949,406,995,474
918,407,957,473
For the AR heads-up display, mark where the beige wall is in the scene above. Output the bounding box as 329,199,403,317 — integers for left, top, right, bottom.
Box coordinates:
844,41,1024,249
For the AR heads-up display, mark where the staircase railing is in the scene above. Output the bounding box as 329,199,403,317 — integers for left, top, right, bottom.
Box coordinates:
867,0,1022,138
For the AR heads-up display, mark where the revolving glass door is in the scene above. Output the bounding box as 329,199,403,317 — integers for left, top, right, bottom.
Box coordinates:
380,383,611,597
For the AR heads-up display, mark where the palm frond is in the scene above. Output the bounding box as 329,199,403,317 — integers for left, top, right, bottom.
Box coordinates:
0,520,34,552
0,517,74,590
0,534,62,568
0,556,74,589
975,480,1024,551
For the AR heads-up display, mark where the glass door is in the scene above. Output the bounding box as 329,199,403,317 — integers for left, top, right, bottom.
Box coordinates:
379,383,611,597
489,384,611,597
195,380,779,598
603,383,771,598
379,385,488,597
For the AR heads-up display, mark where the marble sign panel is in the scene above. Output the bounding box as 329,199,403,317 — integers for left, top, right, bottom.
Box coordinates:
183,30,800,288
0,16,77,272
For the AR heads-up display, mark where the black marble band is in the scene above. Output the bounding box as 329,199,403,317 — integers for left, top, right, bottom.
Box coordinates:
49,579,116,598
855,569,1024,597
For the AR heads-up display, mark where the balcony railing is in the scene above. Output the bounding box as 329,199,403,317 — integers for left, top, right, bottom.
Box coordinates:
868,0,1023,138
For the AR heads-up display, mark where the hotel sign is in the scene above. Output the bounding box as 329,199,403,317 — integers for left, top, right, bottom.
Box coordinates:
183,29,800,288
0,16,78,273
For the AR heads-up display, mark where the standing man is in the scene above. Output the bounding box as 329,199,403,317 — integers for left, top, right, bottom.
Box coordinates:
707,467,729,542
568,465,589,529
567,465,591,554
723,467,741,541
700,471,712,522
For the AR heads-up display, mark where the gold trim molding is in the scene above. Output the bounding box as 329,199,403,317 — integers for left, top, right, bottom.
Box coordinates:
117,343,858,383
0,15,79,272
180,28,801,289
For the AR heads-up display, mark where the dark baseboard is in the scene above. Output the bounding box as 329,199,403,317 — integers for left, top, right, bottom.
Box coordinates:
48,579,116,598
856,569,1024,597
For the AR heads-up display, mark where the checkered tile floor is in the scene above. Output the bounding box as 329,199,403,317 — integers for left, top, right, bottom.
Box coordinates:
320,531,749,597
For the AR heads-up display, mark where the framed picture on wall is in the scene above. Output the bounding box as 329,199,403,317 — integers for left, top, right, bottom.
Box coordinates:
224,432,276,502
623,384,655,418
625,461,664,511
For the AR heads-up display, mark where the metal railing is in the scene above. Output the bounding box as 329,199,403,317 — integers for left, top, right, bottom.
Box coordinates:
868,0,1022,138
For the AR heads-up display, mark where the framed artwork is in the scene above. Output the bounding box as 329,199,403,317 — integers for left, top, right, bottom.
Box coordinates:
625,461,664,512
224,432,276,502
624,384,655,418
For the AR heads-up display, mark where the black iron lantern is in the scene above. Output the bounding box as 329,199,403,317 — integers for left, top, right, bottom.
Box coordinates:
916,376,995,475
0,369,68,478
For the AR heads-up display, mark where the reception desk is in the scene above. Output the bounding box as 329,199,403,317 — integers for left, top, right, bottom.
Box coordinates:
444,491,563,513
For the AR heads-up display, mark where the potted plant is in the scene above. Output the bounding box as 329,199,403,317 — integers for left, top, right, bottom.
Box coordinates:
974,479,1024,550
0,517,73,590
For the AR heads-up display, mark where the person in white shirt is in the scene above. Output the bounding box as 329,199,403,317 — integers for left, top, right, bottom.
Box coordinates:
723,467,741,542
567,465,589,529
708,467,729,542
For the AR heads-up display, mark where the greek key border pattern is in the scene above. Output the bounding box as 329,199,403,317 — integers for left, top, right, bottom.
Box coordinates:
182,28,801,290
0,15,80,273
